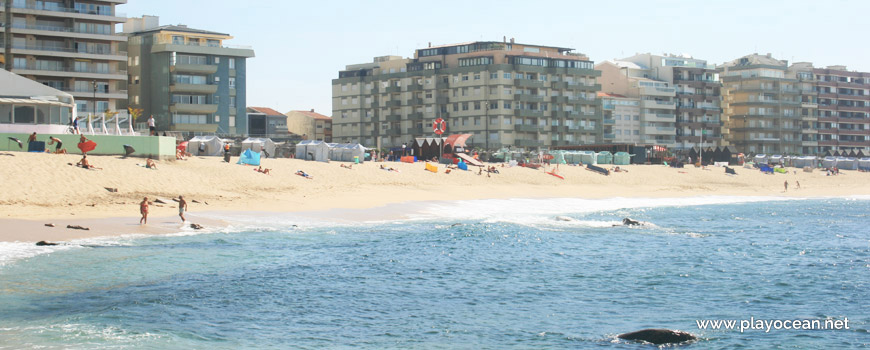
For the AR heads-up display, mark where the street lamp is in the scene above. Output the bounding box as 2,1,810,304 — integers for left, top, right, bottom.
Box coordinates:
92,80,97,118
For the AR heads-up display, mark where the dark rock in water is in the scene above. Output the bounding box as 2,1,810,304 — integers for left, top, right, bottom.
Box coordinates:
450,223,463,227
36,241,59,246
618,329,696,345
622,218,642,226
66,225,90,231
44,223,56,227
190,223,204,230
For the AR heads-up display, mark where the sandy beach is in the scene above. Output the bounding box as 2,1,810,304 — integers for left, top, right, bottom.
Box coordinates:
1,151,868,242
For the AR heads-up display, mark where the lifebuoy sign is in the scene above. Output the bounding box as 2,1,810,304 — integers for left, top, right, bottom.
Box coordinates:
433,118,446,135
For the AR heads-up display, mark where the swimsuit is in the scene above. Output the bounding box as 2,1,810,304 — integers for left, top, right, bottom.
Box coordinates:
55,141,62,150
179,205,185,214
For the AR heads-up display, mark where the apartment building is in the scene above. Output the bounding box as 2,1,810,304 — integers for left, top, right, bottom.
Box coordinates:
718,54,803,155
332,40,602,149
813,65,870,153
1,0,128,116
596,60,677,147
598,92,640,144
285,109,332,142
123,16,254,135
788,62,821,155
246,107,289,138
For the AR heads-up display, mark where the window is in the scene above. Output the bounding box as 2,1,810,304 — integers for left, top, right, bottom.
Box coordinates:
172,36,184,45
214,57,220,64
503,101,511,109
458,57,493,67
229,77,236,88
229,58,235,69
504,73,511,79
462,102,469,111
229,116,235,127
474,74,480,80
474,102,481,110
172,114,208,125
490,73,498,79
229,97,236,107
462,75,469,81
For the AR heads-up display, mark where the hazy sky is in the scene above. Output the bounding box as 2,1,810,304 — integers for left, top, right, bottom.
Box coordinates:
123,0,870,116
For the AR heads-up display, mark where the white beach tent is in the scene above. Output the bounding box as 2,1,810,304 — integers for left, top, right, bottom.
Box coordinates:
296,140,330,162
836,157,857,170
768,155,783,165
188,136,223,156
858,158,870,171
342,143,366,163
792,156,817,169
241,137,276,158
754,154,768,164
821,156,837,168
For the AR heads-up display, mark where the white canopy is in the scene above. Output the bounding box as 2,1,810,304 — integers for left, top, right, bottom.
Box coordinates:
242,137,276,158
296,140,330,162
754,154,768,164
188,136,223,156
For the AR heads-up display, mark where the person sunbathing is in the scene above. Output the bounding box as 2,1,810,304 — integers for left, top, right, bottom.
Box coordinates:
146,157,158,170
341,164,353,169
76,155,101,170
295,170,312,179
256,166,271,175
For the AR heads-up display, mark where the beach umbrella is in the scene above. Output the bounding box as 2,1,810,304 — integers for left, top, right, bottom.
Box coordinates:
7,137,22,149
123,145,135,157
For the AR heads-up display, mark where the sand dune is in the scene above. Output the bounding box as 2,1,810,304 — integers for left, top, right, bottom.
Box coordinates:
1,151,868,242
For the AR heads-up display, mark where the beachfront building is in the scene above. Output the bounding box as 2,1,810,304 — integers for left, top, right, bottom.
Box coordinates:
0,68,75,133
598,92,641,144
245,107,290,138
596,60,677,147
285,109,332,142
122,16,254,136
332,39,602,150
0,0,128,116
812,65,870,153
788,62,821,155
718,54,804,155
616,53,723,150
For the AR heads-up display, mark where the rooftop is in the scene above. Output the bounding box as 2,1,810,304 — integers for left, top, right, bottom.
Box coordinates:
289,109,332,121
131,24,230,37
247,107,285,117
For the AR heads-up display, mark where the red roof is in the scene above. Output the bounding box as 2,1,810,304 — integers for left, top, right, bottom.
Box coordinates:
289,110,332,121
247,107,284,116
597,92,628,98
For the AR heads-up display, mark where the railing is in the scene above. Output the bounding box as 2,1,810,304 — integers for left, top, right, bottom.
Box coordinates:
0,44,125,56
2,1,125,17
154,39,252,51
5,23,116,35
12,63,126,75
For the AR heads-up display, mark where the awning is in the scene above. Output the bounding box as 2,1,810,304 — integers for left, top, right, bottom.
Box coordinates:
444,134,472,148
415,137,443,147
0,97,73,107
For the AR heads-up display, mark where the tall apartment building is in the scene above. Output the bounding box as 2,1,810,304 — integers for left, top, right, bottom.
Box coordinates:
123,16,254,136
332,40,602,150
788,62,821,155
1,0,128,117
598,92,641,144
596,60,677,147
616,53,723,150
718,54,804,155
813,65,870,153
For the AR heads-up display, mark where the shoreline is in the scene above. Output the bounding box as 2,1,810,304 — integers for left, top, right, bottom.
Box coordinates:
2,193,865,243
3,152,870,243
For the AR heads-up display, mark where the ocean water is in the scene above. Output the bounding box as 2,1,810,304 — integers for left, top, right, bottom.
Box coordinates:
0,196,868,349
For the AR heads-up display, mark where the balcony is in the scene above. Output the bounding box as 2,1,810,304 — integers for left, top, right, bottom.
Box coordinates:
641,100,676,110
11,65,126,80
406,83,423,92
407,112,425,121
604,133,616,140
645,126,676,135
170,123,218,133
551,96,568,104
385,86,402,94
384,128,402,136
150,40,255,58
566,83,602,91
643,112,676,123
436,81,449,90
640,86,676,97
170,83,218,95
385,100,402,108
2,44,126,61
383,114,401,122
517,94,546,103
551,125,568,133
515,124,541,133
7,23,127,41
436,97,450,104
66,89,127,100
514,109,544,118
407,98,424,105
171,63,219,75
514,139,544,147
170,103,218,114
407,127,425,134
5,1,127,21
515,79,547,89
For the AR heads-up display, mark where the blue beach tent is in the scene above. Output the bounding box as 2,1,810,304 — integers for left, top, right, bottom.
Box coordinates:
237,149,261,166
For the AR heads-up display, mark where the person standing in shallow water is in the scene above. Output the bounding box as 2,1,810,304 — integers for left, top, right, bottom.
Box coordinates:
784,180,788,192
140,197,149,225
178,195,187,222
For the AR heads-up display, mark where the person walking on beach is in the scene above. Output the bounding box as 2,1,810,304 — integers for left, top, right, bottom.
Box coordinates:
796,181,801,189
140,197,150,225
178,195,187,222
48,136,64,154
784,180,788,192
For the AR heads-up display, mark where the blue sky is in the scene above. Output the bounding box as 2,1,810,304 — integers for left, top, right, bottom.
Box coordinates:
123,0,870,116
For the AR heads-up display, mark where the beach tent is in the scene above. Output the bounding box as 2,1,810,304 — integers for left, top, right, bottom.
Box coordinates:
792,156,817,169
241,138,276,158
821,156,837,168
188,136,223,156
613,152,632,165
342,143,366,163
577,151,597,165
295,140,330,162
768,155,783,165
236,149,261,166
547,150,566,164
596,151,613,164
753,154,768,164
858,158,870,171
836,157,857,170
